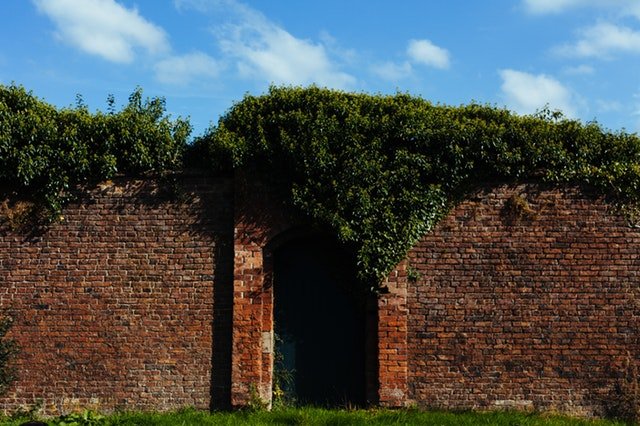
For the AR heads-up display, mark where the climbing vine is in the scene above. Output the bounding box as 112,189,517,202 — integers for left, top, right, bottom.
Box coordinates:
199,86,640,286
3,84,640,288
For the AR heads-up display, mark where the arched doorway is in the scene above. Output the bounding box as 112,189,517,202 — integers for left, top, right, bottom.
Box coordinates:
272,235,366,406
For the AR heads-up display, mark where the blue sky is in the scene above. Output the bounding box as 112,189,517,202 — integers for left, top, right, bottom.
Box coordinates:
2,0,640,136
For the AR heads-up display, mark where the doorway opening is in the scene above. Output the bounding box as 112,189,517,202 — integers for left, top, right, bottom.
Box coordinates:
272,235,366,407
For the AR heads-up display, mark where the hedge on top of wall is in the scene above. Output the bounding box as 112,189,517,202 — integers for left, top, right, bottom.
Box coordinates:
3,84,640,288
0,84,191,221
198,86,640,287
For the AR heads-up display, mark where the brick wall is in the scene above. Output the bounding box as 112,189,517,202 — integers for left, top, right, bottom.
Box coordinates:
404,184,640,416
1,178,639,416
0,175,234,415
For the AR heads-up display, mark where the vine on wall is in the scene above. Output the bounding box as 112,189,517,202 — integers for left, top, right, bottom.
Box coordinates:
199,86,640,287
3,84,640,288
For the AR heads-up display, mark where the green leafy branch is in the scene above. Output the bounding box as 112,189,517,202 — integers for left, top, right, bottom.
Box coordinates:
0,84,191,221
199,86,640,287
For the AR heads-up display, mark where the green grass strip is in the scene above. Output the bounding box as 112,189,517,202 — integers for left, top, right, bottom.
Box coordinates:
0,407,630,426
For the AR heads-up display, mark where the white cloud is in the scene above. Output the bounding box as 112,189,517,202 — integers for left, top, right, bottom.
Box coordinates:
372,61,413,81
523,0,640,16
596,99,623,113
319,31,358,65
373,39,451,82
524,0,610,14
499,69,578,117
173,0,209,12
215,3,355,88
173,0,230,13
172,0,356,88
555,22,640,59
33,0,169,63
562,64,595,75
630,4,640,20
154,52,222,85
524,0,640,21
407,39,451,70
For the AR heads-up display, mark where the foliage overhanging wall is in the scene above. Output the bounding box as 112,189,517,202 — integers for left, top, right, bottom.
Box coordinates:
4,84,640,287
198,86,640,286
2,85,640,417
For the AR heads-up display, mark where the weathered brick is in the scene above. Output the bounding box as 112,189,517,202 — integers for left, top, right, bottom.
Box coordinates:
2,179,638,418
404,185,640,417
0,176,234,415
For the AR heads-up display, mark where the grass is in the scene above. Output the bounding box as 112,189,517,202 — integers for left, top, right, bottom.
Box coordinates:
0,407,632,426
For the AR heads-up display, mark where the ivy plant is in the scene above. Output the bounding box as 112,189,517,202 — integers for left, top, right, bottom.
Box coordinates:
3,84,640,289
0,84,191,221
199,86,640,287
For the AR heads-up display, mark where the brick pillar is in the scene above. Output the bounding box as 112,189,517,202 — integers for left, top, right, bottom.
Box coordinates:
230,174,275,408
230,240,273,407
377,260,409,407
